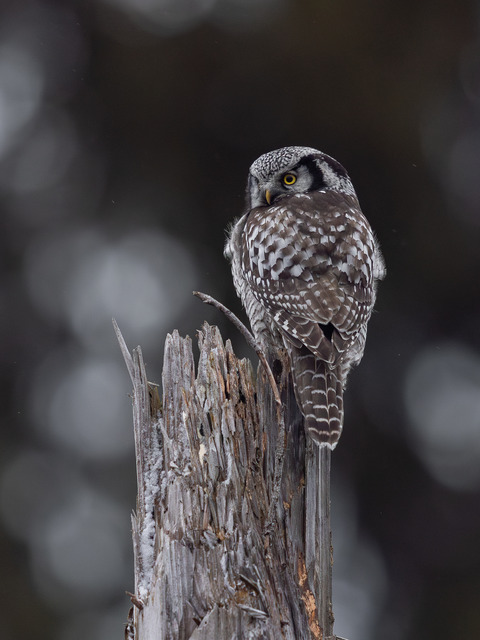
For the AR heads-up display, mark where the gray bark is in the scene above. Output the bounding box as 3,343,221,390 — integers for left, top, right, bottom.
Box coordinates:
118,322,344,640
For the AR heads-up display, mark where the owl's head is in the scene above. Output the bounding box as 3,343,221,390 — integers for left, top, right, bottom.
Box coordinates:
247,146,356,209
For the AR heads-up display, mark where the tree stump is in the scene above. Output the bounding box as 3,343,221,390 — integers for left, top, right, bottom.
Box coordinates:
118,322,344,640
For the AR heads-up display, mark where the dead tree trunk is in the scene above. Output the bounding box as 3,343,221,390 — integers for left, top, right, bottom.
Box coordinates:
118,322,344,640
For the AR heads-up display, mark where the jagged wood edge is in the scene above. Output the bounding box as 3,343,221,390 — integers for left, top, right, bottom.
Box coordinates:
115,319,347,640
193,291,285,535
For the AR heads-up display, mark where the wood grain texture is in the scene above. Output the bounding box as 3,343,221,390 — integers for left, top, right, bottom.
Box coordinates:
122,322,342,639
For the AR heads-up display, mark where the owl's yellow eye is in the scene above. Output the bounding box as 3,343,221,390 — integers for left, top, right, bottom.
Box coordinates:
283,173,297,186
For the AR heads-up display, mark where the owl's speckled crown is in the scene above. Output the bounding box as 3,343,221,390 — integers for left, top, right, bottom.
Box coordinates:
249,146,324,179
249,146,355,197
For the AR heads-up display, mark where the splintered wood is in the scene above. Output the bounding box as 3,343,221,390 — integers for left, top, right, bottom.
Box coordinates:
120,322,339,640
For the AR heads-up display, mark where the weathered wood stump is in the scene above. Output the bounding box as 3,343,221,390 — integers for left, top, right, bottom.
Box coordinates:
119,322,343,640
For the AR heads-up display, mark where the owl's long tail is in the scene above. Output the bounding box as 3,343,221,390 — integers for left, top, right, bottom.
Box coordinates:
289,344,344,448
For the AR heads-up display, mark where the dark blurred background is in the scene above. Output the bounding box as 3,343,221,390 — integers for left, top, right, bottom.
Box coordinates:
1,0,480,638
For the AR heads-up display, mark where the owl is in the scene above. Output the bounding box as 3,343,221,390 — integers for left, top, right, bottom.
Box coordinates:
224,146,385,448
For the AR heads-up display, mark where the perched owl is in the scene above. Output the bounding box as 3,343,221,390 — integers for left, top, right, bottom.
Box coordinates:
225,146,385,448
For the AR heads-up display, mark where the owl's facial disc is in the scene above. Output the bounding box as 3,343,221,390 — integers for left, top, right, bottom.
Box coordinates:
248,163,317,208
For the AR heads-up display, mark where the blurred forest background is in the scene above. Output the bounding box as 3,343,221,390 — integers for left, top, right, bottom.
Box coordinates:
1,0,480,638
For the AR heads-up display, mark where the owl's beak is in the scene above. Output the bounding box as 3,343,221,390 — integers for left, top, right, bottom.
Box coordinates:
265,189,272,205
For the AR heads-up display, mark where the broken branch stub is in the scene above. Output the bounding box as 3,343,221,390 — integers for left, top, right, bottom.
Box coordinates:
120,321,335,639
